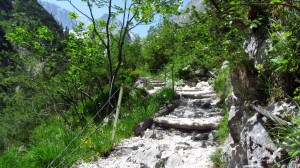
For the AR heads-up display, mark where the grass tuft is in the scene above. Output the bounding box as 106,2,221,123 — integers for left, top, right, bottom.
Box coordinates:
210,148,225,168
216,108,229,144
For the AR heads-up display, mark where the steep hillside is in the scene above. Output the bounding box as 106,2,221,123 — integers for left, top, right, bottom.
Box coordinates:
0,0,64,43
0,0,65,151
17,0,63,38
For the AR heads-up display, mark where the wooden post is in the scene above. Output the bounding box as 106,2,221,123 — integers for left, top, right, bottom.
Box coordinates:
171,65,174,91
112,84,124,143
164,68,167,85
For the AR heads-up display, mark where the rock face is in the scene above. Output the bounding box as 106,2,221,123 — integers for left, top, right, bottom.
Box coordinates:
222,12,297,166
244,33,271,65
223,101,297,168
73,81,223,168
223,58,277,167
227,65,264,144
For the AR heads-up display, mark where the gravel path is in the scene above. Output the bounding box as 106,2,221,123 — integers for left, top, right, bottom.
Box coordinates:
73,81,222,168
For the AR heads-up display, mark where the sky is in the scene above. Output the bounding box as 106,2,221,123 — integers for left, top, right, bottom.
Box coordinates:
41,0,190,37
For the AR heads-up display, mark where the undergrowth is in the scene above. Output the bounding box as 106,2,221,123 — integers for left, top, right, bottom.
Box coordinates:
269,108,300,162
0,87,178,168
210,148,225,168
212,65,232,102
210,107,229,168
216,107,229,144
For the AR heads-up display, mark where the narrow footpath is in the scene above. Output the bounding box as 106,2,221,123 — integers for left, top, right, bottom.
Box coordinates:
75,81,223,168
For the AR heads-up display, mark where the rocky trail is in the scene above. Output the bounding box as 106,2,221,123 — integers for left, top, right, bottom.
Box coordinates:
75,80,223,168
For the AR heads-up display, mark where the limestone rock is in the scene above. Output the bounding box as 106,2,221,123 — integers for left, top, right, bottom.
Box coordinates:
223,114,277,168
243,33,269,64
195,81,210,89
241,114,277,167
231,66,264,103
195,68,206,76
191,133,209,141
135,78,154,90
225,92,238,107
228,105,252,143
143,129,156,139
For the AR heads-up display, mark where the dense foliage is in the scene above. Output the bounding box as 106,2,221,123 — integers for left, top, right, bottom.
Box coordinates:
0,0,180,167
0,0,300,166
141,0,300,164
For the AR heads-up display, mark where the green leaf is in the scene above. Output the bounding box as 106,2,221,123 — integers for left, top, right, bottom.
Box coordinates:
69,12,79,19
270,58,288,65
290,150,300,157
282,31,292,38
270,0,282,3
250,23,257,29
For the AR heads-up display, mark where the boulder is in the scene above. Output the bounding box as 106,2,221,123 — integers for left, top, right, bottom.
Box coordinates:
225,92,238,107
222,135,246,168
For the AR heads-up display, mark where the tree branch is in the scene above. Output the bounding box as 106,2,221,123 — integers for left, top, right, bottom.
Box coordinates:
208,0,223,17
119,0,128,43
67,0,92,21
106,0,113,84
86,0,107,48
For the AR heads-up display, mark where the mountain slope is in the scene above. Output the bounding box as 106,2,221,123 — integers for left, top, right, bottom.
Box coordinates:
38,0,91,30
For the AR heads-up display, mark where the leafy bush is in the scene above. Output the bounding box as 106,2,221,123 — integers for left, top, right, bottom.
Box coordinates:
259,4,300,99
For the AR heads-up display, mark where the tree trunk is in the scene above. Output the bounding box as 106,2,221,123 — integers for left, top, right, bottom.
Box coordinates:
153,117,222,131
133,99,180,135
